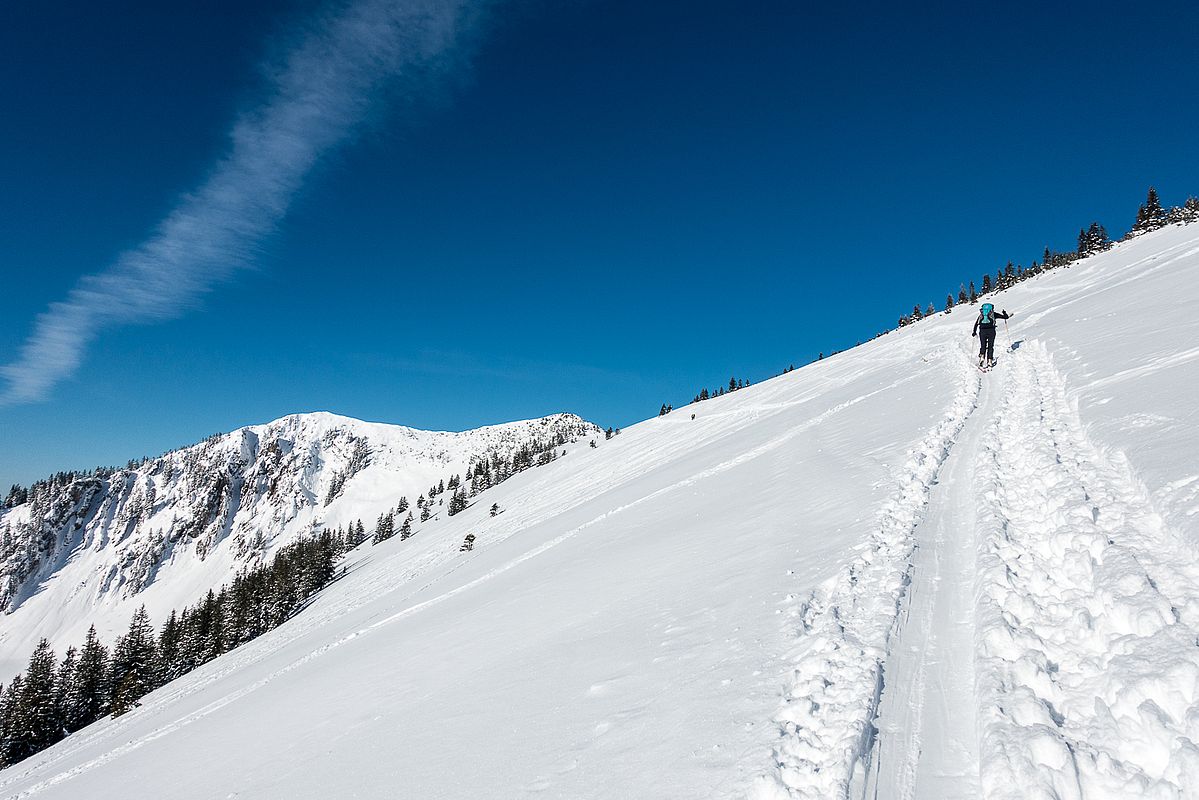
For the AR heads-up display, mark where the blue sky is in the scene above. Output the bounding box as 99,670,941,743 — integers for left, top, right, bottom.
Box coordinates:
2,0,1198,490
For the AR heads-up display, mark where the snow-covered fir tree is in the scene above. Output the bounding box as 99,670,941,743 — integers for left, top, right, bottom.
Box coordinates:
373,511,395,544
110,607,157,716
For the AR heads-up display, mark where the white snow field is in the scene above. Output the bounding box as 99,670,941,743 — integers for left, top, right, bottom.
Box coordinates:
0,412,598,681
2,222,1199,799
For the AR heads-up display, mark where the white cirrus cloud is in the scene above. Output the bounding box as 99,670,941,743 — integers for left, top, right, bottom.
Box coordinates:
1,0,489,405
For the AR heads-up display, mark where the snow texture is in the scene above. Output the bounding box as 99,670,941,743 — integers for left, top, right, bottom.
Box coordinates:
1,222,1198,799
750,348,980,799
975,341,1199,798
0,412,597,680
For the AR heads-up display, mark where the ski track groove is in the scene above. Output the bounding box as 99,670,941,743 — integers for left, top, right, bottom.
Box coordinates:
15,332,1199,799
750,345,982,800
0,370,926,799
863,351,996,800
976,341,1199,799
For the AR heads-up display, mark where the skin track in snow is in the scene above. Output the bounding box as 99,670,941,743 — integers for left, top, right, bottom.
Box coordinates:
975,342,1199,798
751,223,1199,800
2,224,1199,799
863,348,996,799
750,347,981,800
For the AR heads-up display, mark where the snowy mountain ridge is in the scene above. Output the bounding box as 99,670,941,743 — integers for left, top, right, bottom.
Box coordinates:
2,223,1199,799
0,411,599,678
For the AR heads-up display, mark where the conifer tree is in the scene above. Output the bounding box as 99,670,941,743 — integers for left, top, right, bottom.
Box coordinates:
400,512,413,539
1184,196,1199,221
156,610,182,684
1131,186,1166,235
958,284,967,305
68,626,110,731
1077,221,1111,256
19,639,61,755
372,511,395,544
0,675,25,767
54,645,78,732
3,484,27,508
110,607,157,716
447,488,467,516
0,682,6,766
945,294,954,313
1144,186,1165,228
969,281,977,303
200,589,225,662
981,274,992,293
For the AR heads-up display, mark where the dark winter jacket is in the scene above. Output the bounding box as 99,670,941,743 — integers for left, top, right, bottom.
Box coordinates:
973,309,1011,336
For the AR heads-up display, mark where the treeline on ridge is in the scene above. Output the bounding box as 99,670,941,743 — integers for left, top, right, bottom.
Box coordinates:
898,187,1199,326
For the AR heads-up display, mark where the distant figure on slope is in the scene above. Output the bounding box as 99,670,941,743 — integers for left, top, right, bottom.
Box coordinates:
972,302,1012,368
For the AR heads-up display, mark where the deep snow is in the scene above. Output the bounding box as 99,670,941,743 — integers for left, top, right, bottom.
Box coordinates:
1,223,1198,799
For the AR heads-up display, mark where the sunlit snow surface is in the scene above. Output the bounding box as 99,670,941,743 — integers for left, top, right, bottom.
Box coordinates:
0,412,596,680
2,225,1198,799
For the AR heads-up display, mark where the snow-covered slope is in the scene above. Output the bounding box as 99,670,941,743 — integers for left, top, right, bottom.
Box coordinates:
0,412,599,679
2,223,1198,799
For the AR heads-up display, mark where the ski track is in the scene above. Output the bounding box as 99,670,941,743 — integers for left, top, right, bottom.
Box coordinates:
863,351,997,799
753,332,1199,800
9,233,1199,800
750,346,982,800
1081,344,1199,391
976,341,1199,799
0,370,927,799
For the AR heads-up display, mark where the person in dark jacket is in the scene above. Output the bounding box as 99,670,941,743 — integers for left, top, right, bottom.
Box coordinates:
972,303,1012,367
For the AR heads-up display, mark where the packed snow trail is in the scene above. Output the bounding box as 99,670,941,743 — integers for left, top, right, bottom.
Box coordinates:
751,347,981,799
864,338,1199,800
0,344,966,800
3,225,1199,800
975,342,1199,799
862,354,998,798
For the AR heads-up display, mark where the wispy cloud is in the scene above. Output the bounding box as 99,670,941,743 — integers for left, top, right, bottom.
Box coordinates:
1,0,486,405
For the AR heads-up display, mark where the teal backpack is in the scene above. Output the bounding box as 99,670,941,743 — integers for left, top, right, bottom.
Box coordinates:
980,303,994,324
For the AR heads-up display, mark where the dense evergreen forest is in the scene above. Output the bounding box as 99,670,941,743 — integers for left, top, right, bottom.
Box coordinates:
0,532,340,768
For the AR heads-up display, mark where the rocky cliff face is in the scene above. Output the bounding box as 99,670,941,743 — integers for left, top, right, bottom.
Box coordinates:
0,412,598,627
